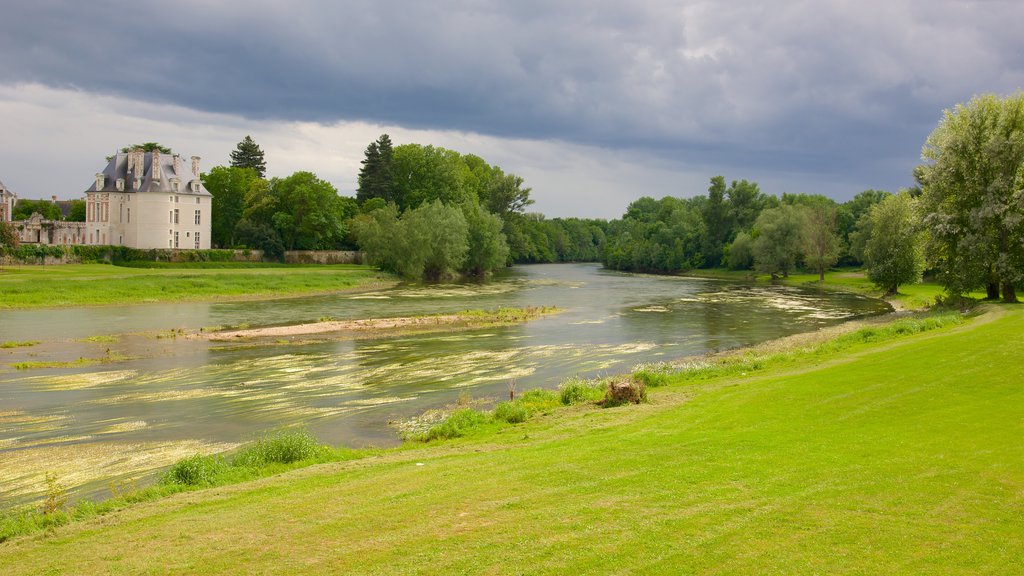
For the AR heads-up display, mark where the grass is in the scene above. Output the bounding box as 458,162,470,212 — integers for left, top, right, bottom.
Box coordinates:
685,267,982,310
1,307,1021,573
0,263,393,309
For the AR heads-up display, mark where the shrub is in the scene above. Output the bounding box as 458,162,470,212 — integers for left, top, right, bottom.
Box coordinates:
493,401,530,424
160,454,228,487
559,376,605,405
515,389,560,412
233,429,325,467
420,408,491,441
604,377,647,407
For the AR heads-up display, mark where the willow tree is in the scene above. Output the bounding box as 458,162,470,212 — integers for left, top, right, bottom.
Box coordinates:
920,93,1024,302
863,192,925,295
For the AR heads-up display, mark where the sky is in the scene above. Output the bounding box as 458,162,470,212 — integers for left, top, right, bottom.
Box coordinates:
2,0,1023,219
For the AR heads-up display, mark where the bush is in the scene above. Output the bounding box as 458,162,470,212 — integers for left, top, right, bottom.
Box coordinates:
604,377,647,407
493,401,530,424
232,429,325,467
420,408,491,441
160,454,228,487
559,376,605,405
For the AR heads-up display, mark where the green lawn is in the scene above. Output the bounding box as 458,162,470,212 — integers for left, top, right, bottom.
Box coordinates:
2,306,1020,574
0,264,393,309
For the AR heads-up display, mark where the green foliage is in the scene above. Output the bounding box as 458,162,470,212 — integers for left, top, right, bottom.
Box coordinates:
230,135,267,178
356,200,472,280
40,473,68,515
160,454,229,487
232,429,326,467
419,408,492,441
0,221,19,251
724,231,754,270
357,134,395,204
864,192,925,295
752,205,805,278
493,401,530,423
632,362,673,388
461,203,510,276
799,198,842,281
66,199,86,222
603,196,706,273
11,199,62,221
202,166,262,248
559,376,605,405
920,92,1024,302
121,142,171,154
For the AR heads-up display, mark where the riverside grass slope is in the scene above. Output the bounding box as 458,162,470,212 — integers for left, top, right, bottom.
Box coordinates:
0,263,393,308
2,307,1022,574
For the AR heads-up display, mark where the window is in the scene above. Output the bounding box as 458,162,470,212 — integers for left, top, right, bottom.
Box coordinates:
169,196,174,203
175,196,179,203
195,210,201,225
169,211,173,224
127,208,131,223
195,197,200,204
174,231,179,248
195,231,200,250
169,239,173,248
119,204,123,222
174,209,179,224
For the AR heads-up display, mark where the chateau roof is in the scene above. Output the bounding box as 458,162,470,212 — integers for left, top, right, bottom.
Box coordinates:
88,150,211,196
0,178,14,197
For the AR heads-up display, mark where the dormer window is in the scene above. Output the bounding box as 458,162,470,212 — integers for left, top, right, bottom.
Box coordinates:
95,173,105,190
116,178,125,192
171,178,181,192
190,181,200,193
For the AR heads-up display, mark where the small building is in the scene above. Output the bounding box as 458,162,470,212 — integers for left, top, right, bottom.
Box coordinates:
86,148,212,249
16,213,86,246
0,179,15,223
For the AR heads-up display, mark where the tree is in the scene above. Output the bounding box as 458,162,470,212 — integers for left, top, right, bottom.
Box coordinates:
121,142,171,153
920,92,1024,302
726,179,775,236
12,199,62,221
357,134,395,204
230,136,267,178
800,199,842,281
863,192,925,295
202,166,261,247
701,176,733,267
0,221,19,251
354,200,469,280
461,203,510,276
269,172,348,250
752,205,804,279
67,199,86,222
391,144,476,210
724,232,754,270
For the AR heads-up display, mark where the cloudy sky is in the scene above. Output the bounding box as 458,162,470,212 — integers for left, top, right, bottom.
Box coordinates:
2,0,1022,218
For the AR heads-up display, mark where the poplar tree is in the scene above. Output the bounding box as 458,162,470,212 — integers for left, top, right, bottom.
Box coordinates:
230,135,267,178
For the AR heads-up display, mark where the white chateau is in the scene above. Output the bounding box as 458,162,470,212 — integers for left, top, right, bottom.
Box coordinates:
87,148,212,249
3,147,212,250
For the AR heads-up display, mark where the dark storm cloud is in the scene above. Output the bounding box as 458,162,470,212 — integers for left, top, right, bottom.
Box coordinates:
3,0,1024,197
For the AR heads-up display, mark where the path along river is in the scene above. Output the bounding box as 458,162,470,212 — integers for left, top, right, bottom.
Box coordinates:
0,263,890,505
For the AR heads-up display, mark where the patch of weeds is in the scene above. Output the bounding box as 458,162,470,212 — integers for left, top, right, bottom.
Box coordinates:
1,340,40,349
318,316,335,323
559,375,605,405
40,473,69,515
632,362,673,388
515,389,560,413
417,408,492,441
78,335,119,344
160,454,229,487
493,401,530,423
233,429,327,467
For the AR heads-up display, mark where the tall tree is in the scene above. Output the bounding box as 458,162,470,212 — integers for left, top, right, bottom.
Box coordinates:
461,203,510,276
357,134,395,204
202,166,262,248
230,135,267,178
120,142,171,153
800,199,842,281
863,192,925,295
752,205,804,279
0,221,19,251
701,176,732,267
920,92,1024,302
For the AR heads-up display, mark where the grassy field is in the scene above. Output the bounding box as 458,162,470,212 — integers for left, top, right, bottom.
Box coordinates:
2,306,1020,574
0,263,393,309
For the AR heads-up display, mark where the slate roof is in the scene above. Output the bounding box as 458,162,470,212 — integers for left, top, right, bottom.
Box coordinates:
88,150,210,196
0,178,14,197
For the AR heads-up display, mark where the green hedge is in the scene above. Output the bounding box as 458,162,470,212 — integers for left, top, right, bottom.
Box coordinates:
1,244,247,264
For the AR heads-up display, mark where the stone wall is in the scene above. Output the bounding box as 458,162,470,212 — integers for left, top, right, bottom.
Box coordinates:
284,250,363,264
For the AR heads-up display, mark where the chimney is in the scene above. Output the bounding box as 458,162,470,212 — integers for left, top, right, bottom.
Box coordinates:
152,149,162,181
95,173,105,191
173,154,182,178
51,195,57,203
191,156,200,176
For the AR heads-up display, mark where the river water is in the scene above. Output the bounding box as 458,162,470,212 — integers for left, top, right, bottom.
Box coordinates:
0,263,890,505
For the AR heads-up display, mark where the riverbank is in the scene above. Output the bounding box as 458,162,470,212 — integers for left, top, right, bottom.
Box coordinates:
3,303,1020,573
0,263,396,309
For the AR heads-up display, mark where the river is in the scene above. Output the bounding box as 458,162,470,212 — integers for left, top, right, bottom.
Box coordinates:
0,263,890,505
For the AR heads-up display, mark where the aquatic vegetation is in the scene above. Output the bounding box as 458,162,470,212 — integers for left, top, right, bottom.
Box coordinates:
76,335,119,344
1,341,39,349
